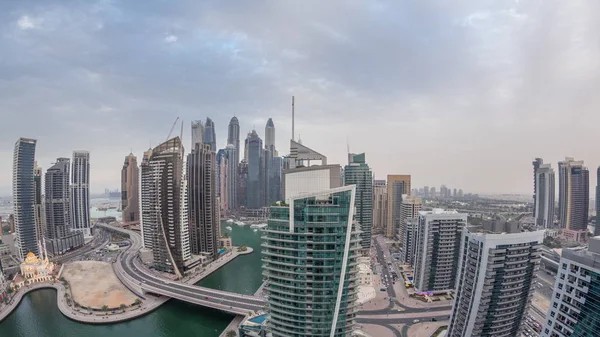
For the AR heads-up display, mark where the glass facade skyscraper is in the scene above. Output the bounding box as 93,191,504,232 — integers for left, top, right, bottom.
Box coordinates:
13,138,39,260
343,153,373,250
71,151,90,235
246,130,264,209
263,185,361,337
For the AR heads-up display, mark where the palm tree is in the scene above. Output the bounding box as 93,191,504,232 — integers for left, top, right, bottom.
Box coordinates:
119,303,127,312
225,330,237,337
134,298,142,306
101,305,109,312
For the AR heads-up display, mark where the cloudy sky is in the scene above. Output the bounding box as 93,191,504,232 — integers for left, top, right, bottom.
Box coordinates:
1,0,599,196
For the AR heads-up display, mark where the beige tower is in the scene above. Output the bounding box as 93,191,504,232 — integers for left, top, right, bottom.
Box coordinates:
399,195,422,242
373,180,387,234
121,153,140,225
386,175,411,238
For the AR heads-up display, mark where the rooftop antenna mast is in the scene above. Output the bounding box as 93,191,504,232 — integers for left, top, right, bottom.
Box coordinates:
292,96,295,141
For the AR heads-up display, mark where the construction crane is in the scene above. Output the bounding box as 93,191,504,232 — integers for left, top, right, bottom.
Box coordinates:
166,117,180,142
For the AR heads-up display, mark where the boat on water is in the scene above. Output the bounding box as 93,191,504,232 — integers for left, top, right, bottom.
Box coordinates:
225,226,232,230
250,223,268,229
226,219,235,223
253,229,258,232
235,221,246,226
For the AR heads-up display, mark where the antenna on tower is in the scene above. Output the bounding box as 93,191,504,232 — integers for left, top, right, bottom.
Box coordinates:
292,96,295,141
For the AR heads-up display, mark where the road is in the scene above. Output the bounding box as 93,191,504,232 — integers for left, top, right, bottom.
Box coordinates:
51,228,110,264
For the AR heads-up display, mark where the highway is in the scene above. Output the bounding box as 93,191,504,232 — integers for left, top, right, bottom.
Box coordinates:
51,228,110,264
96,223,265,315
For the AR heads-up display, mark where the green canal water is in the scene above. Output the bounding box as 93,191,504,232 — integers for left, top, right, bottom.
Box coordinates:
0,222,263,337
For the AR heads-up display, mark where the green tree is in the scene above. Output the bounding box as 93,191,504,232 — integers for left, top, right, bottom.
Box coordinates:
101,305,109,312
225,330,237,337
134,298,142,306
119,303,127,311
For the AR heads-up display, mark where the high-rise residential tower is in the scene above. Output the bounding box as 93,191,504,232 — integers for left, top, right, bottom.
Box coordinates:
45,158,72,239
140,137,191,278
414,209,467,293
263,185,361,337
373,180,387,235
399,195,422,242
227,116,240,163
385,175,411,238
265,118,276,155
449,228,543,337
532,158,544,217
246,130,264,209
13,138,39,259
191,120,204,147
541,236,600,337
187,141,219,260
203,117,217,152
71,151,90,235
535,163,555,228
217,149,228,213
121,153,140,225
344,153,373,250
33,162,46,240
596,167,600,236
558,157,589,241
224,145,237,210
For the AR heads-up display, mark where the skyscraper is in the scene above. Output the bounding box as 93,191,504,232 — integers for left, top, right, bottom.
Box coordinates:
265,118,276,155
217,149,228,213
558,157,589,240
13,138,39,260
401,218,418,265
263,185,360,337
227,116,240,164
344,153,373,250
535,163,555,228
532,157,544,217
203,117,216,152
140,137,191,278
33,162,46,240
596,167,600,236
187,141,219,260
246,130,264,209
541,236,600,337
45,158,72,240
385,175,411,238
224,145,237,210
71,151,90,235
191,120,204,147
413,209,467,293
373,180,387,235
449,228,543,337
121,153,140,225
400,195,422,254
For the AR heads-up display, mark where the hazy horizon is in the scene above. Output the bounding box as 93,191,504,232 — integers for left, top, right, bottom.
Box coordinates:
2,1,599,196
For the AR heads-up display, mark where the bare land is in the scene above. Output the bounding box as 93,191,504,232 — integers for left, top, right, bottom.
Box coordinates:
62,261,138,309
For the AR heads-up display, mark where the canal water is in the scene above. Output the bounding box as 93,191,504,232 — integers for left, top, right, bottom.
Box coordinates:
0,222,263,337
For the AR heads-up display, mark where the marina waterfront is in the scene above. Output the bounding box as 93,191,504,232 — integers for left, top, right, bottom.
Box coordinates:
0,221,264,337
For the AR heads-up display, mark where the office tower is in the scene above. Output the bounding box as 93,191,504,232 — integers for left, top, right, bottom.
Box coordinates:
399,195,422,242
13,138,39,260
535,163,555,228
533,158,544,217
385,175,411,238
413,209,467,293
71,151,90,235
373,180,387,234
423,186,430,198
246,130,264,209
265,118,276,154
401,218,418,265
448,228,544,337
121,153,140,225
227,116,240,163
558,157,589,240
284,165,342,200
33,162,46,240
458,189,463,198
244,131,251,162
45,158,72,239
440,185,447,199
203,117,216,152
430,186,436,198
453,188,457,197
237,160,248,208
187,141,218,260
344,153,373,250
266,152,282,205
263,185,360,337
597,167,600,236
541,237,600,337
140,138,190,278
288,139,328,169
191,120,204,147
224,145,237,210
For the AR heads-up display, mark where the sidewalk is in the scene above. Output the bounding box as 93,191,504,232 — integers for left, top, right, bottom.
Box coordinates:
407,322,448,337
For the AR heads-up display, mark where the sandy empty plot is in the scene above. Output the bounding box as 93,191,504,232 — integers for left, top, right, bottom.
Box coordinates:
62,261,138,309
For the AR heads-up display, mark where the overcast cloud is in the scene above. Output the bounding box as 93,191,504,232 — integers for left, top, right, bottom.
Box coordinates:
1,0,599,195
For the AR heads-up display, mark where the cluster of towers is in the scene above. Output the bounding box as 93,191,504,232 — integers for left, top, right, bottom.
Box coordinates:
12,138,90,260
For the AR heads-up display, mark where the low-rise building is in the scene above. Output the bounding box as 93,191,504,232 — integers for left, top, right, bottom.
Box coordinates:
219,236,232,250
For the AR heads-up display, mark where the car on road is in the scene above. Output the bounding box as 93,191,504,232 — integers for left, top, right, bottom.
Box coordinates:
413,319,420,323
